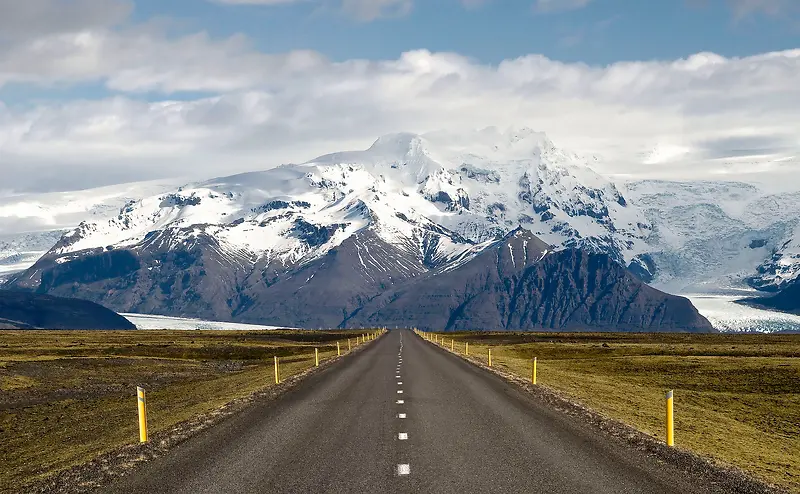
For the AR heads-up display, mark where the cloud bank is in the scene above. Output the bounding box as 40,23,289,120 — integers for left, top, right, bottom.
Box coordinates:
0,0,798,192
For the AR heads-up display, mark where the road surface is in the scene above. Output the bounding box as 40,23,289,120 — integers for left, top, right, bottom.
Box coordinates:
104,329,722,494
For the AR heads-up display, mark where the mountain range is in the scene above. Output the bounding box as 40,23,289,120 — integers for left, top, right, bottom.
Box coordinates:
1,127,797,328
2,128,715,331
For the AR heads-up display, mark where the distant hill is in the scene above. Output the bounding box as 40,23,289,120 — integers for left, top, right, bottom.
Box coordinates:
0,290,135,330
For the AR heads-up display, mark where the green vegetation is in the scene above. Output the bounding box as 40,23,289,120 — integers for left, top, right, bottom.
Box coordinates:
429,332,800,493
0,329,371,493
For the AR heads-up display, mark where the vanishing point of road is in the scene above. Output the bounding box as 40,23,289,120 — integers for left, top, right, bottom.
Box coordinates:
104,329,721,494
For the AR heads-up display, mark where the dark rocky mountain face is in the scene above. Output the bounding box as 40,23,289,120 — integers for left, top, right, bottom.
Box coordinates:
8,226,712,332
0,290,135,330
742,280,800,315
8,227,448,329
347,229,714,332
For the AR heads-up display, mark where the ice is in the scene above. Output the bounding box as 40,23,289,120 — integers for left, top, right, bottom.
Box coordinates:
686,293,800,333
122,313,292,330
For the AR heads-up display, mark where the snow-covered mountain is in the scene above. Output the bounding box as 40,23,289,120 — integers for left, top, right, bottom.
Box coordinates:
0,230,67,280
623,180,800,293
751,222,800,291
4,129,799,311
7,127,705,331
34,127,650,270
0,180,179,281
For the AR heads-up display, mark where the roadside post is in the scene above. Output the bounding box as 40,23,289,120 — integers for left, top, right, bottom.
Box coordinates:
136,386,148,443
532,357,537,384
274,356,280,384
315,348,319,367
488,349,492,367
666,390,674,446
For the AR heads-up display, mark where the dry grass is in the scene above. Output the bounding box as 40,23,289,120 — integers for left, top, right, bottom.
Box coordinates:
0,329,374,493
427,331,800,493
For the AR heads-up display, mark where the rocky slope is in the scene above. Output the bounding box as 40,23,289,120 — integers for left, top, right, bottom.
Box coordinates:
349,229,713,332
0,290,135,330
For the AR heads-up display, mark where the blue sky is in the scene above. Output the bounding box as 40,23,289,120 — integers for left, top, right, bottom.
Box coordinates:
127,0,799,64
0,0,798,192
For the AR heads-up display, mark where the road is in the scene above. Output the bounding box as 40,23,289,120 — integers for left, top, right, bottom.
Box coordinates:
104,329,719,494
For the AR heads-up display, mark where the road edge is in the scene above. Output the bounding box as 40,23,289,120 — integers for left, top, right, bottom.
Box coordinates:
20,335,384,494
420,334,790,494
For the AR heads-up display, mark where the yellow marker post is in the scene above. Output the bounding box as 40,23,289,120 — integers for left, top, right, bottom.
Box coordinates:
666,390,674,447
315,348,319,367
337,341,341,356
450,339,454,352
465,341,469,356
532,357,537,384
274,356,280,384
488,349,492,367
348,338,352,351
136,386,148,443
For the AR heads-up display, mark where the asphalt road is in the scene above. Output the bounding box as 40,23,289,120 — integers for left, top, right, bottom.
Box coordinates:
104,329,720,494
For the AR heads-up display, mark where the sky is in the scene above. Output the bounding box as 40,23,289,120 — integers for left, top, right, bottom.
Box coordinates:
0,0,799,192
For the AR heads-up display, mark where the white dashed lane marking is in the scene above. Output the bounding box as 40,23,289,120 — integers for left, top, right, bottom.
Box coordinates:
396,335,410,477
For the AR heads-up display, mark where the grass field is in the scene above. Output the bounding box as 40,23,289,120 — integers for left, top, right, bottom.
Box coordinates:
425,331,800,493
0,329,374,492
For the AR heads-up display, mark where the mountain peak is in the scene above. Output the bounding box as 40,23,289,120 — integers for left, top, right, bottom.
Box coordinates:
367,132,426,156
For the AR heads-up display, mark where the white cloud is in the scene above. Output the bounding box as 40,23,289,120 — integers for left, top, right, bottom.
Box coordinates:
0,0,798,192
0,0,132,40
0,28,328,92
1,41,799,191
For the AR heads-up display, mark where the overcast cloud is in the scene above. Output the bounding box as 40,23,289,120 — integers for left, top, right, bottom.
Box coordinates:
0,0,798,193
